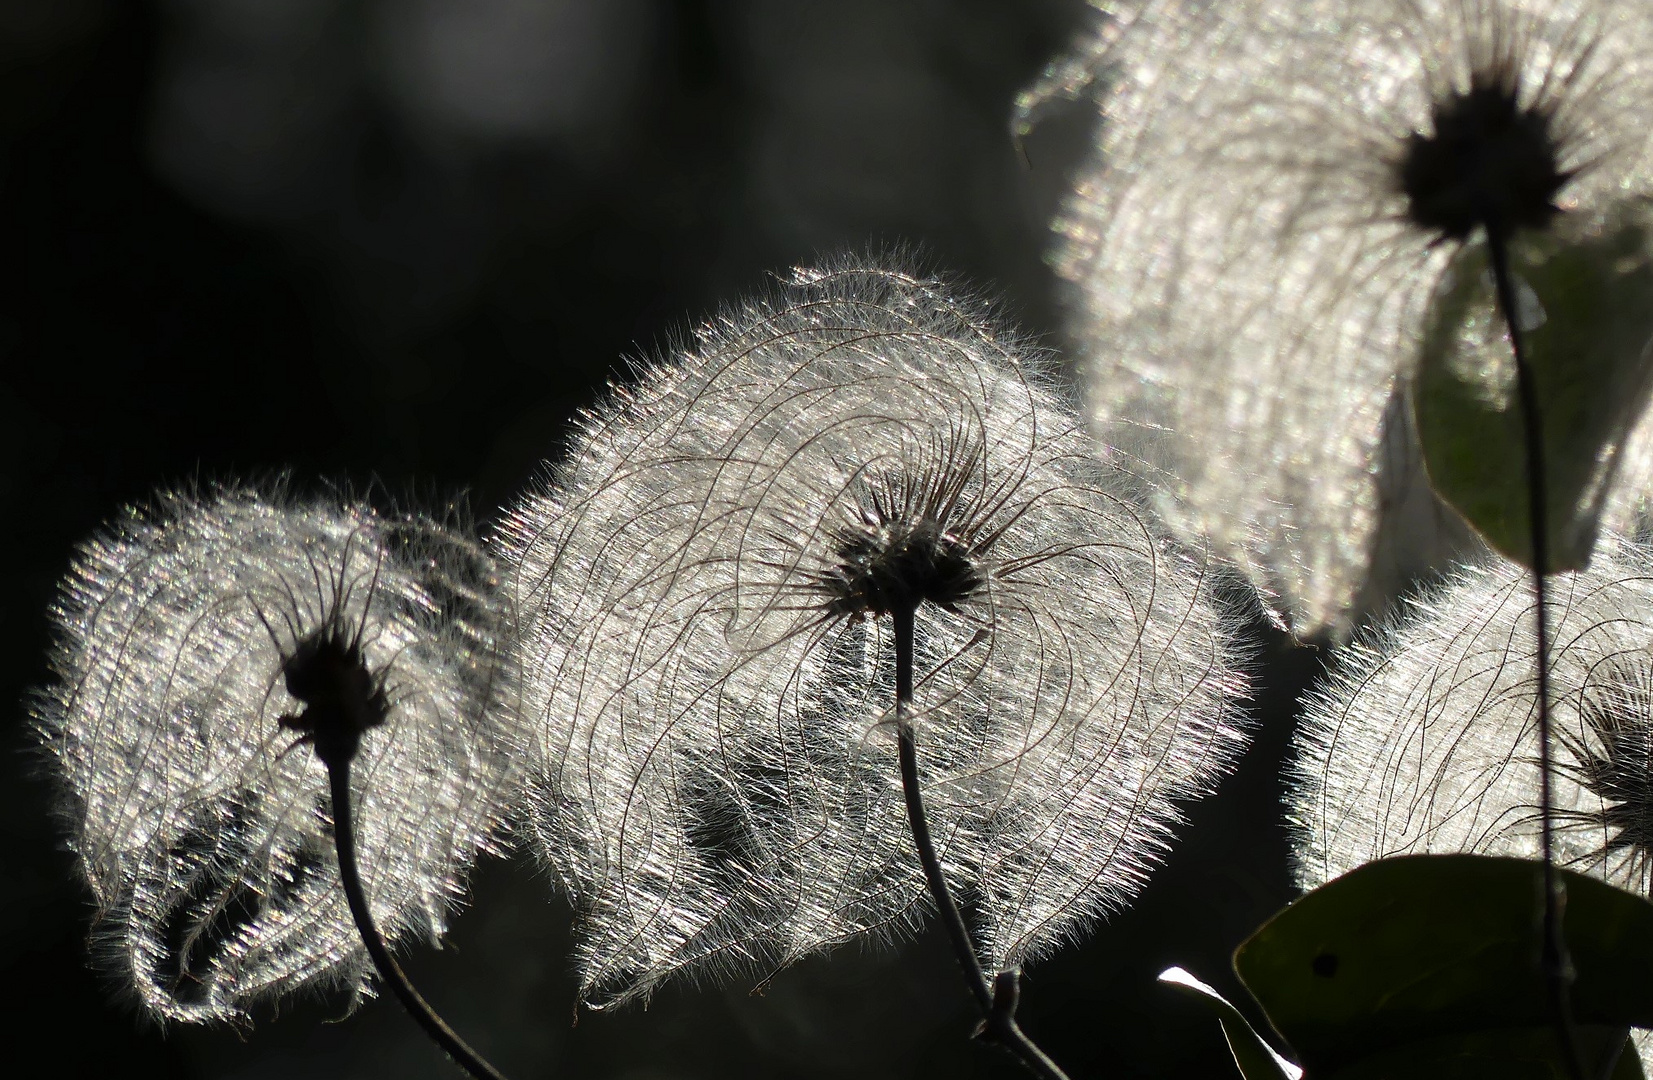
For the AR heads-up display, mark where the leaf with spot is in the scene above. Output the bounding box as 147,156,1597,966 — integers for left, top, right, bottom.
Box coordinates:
1235,855,1653,1077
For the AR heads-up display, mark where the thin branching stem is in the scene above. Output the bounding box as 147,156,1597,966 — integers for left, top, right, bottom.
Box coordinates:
1485,226,1582,1080
325,757,513,1080
890,603,1072,1080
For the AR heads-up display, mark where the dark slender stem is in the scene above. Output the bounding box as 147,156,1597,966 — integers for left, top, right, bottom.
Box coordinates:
892,605,992,1015
1485,227,1581,1080
890,604,1073,1080
986,971,1073,1080
325,757,512,1080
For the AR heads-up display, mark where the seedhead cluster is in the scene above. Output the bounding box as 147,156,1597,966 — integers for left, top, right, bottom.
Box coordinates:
51,2,1653,1071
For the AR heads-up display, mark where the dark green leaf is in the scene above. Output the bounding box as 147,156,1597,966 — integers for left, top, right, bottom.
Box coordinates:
1234,854,1653,1074
1415,207,1653,571
1324,1026,1637,1080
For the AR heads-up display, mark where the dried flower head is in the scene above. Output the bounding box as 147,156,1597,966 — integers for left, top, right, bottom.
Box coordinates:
1052,0,1653,633
1288,537,1653,890
499,259,1250,1007
37,486,517,1023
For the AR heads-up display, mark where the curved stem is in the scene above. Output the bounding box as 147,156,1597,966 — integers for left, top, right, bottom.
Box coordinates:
326,758,513,1080
1485,227,1580,1080
890,604,1072,1080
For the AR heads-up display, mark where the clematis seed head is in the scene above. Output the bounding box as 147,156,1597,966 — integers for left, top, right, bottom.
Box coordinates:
36,484,519,1023
499,258,1251,1007
1286,535,1653,1067
1051,0,1653,633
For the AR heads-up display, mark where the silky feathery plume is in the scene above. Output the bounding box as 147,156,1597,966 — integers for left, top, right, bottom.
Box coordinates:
498,259,1250,1007
1286,536,1653,1064
36,486,517,1023
1288,538,1653,888
1051,0,1653,635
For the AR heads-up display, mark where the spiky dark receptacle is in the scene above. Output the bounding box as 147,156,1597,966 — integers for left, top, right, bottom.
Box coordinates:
275,615,392,770
1551,658,1653,886
1398,55,1572,242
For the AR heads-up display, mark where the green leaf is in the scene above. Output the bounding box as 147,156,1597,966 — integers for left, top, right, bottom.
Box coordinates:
1157,966,1302,1080
1415,204,1653,571
1234,854,1653,1075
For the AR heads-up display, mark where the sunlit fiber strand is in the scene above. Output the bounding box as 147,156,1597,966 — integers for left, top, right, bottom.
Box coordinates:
1053,0,1653,634
1289,539,1653,887
36,487,517,1023
498,259,1250,1007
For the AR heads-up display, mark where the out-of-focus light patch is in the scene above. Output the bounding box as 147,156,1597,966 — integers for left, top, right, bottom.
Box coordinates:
148,51,347,222
147,0,657,225
738,1,976,244
749,68,966,241
327,155,496,344
160,0,337,46
372,0,655,144
146,0,346,223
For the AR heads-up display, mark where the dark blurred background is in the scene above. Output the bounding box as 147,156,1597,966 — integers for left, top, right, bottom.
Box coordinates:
0,2,1312,1076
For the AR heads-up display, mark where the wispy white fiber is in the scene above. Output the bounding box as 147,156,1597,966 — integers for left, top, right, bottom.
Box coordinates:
1053,0,1653,634
499,259,1251,1007
1288,540,1653,886
36,486,517,1023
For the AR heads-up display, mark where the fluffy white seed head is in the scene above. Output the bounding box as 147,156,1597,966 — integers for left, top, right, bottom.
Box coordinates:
1053,0,1653,634
499,259,1251,1007
1287,542,1653,886
36,486,518,1023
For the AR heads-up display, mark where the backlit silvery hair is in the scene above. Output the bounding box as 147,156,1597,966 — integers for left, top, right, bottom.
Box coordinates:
1289,537,1653,891
500,259,1250,1007
36,486,517,1023
1053,0,1653,634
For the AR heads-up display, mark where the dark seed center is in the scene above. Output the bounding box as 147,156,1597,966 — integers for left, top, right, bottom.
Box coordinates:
1571,668,1653,857
823,518,983,617
279,631,388,766
1399,76,1570,241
